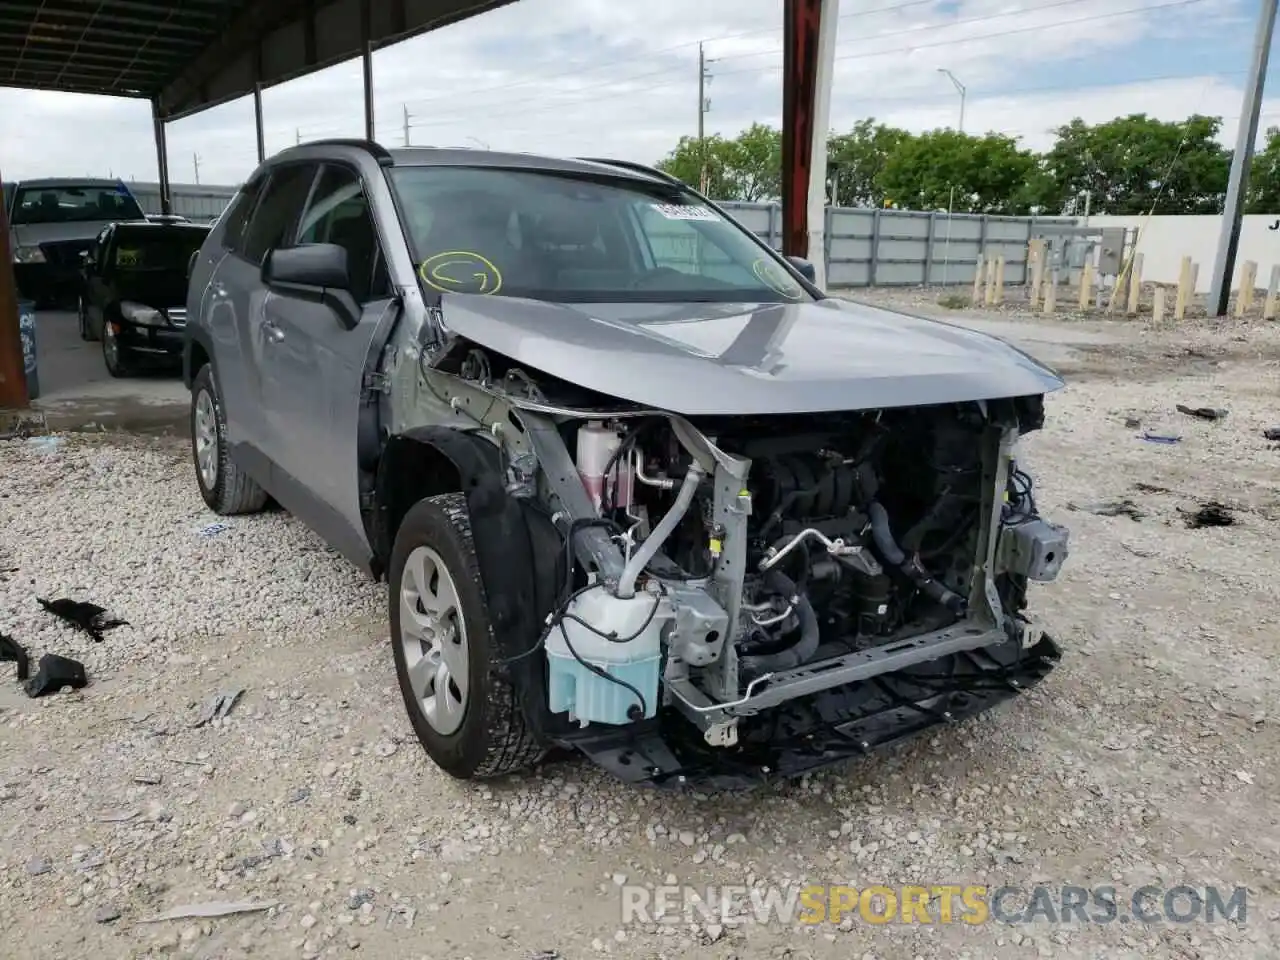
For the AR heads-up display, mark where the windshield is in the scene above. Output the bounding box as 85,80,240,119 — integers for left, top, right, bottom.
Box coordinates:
112,228,209,271
386,166,811,304
11,183,145,225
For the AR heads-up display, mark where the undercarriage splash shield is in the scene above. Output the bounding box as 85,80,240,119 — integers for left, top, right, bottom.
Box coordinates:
562,634,1063,789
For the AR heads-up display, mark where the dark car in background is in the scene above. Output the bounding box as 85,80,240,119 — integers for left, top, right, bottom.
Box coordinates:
79,220,210,377
8,178,150,306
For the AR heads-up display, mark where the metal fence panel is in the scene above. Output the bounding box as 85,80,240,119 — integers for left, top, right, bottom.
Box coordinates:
718,200,1076,288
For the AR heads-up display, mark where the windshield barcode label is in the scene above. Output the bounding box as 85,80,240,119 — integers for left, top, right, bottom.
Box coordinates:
650,203,719,222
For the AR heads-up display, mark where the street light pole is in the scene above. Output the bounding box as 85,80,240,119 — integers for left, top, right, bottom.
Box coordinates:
938,68,966,133
1208,0,1279,316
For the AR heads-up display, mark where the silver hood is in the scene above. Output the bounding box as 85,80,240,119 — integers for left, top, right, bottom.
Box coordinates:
436,295,1064,416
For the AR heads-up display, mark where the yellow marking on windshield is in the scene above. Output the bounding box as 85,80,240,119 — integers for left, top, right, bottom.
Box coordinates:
418,251,503,295
116,248,141,266
752,258,805,300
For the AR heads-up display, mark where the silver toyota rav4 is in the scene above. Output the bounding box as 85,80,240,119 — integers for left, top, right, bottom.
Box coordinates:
184,139,1069,788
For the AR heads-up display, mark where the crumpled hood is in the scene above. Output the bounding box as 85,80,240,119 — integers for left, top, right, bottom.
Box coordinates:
436,295,1064,415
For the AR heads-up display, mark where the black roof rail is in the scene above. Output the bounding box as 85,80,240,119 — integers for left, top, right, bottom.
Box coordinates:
297,138,394,165
577,157,683,186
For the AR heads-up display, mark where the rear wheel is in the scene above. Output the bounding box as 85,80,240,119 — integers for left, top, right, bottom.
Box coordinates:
191,364,269,515
390,493,543,779
78,298,96,341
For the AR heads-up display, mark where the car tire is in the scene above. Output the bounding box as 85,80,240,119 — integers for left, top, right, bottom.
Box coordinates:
390,493,544,780
101,322,132,377
78,298,95,341
191,364,269,515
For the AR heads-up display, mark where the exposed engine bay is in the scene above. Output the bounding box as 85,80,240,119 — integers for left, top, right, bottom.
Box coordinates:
406,341,1070,786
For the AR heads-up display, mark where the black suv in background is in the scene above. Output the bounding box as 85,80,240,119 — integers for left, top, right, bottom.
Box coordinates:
79,219,210,377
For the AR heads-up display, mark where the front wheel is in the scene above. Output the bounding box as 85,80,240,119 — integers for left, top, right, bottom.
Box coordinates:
191,364,269,515
390,493,544,780
101,321,132,377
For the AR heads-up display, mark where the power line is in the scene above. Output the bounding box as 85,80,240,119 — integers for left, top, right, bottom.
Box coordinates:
391,0,995,114
403,0,1213,132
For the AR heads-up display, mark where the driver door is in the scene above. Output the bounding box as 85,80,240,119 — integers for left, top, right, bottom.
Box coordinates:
257,162,393,568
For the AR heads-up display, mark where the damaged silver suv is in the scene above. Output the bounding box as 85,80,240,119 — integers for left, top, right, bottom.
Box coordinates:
184,139,1069,787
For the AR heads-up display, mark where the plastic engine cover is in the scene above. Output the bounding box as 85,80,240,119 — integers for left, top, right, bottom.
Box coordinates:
546,585,666,726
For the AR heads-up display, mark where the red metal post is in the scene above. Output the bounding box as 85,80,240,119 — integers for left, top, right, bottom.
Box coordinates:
781,0,823,259
0,167,30,409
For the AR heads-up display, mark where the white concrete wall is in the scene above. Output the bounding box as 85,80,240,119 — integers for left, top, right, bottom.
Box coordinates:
1088,214,1280,292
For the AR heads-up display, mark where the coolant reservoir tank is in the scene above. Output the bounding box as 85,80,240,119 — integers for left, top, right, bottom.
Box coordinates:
576,421,632,513
546,584,666,726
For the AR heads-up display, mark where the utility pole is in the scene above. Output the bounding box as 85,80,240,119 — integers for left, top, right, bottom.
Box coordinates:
937,68,965,133
1209,0,1279,316
192,153,201,185
295,128,301,146
403,105,411,146
698,42,714,193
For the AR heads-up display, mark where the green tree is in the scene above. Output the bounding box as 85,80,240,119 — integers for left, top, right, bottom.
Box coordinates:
656,135,740,200
826,119,912,207
727,123,782,201
1247,126,1280,213
875,129,1040,214
1035,114,1229,215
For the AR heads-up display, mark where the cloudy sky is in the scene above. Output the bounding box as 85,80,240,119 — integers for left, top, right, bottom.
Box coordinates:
0,0,1271,187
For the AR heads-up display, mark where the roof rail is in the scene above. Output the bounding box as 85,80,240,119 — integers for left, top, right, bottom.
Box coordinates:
578,157,683,186
298,138,394,165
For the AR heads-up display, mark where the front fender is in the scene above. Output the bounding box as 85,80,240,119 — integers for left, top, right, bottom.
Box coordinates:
377,428,567,739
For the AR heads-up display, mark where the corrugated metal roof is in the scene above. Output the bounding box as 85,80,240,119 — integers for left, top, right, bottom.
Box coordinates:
0,0,515,120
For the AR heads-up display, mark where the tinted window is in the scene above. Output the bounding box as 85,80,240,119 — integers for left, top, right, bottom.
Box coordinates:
296,164,387,302
386,166,810,304
241,164,316,265
11,182,146,225
111,227,210,271
219,174,265,252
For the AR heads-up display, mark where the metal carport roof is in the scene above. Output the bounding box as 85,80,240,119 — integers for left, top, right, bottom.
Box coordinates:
1,0,515,120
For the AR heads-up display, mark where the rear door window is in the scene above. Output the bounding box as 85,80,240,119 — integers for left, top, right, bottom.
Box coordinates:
240,164,317,265
219,173,266,254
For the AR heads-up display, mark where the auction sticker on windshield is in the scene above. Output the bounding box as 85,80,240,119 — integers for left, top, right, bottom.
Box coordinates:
650,203,720,222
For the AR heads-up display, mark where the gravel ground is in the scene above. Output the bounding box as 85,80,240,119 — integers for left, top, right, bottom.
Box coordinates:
3,310,1280,960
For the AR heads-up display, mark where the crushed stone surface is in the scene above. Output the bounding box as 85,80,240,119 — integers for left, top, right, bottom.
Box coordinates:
2,312,1279,959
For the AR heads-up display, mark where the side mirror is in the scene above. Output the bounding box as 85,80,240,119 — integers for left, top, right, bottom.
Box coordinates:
785,255,816,284
262,243,359,329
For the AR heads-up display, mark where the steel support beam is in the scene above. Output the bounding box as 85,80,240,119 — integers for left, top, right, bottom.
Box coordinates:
1208,0,1278,316
361,0,375,140
780,0,837,288
254,83,266,163
0,166,28,409
152,99,171,215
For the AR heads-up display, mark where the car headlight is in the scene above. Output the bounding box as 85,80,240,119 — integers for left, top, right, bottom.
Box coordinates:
120,301,165,326
13,245,46,264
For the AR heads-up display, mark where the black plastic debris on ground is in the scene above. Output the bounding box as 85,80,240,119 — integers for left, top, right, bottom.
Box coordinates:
1176,404,1229,421
1182,501,1236,529
24,653,88,697
1068,499,1147,521
37,597,129,642
1264,426,1280,441
0,633,30,681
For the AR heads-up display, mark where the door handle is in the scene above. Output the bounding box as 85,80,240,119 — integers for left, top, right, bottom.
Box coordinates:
263,319,285,343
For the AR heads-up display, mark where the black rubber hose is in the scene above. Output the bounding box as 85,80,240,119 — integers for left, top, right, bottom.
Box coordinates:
739,571,821,675
867,501,906,566
868,500,966,615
